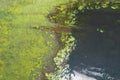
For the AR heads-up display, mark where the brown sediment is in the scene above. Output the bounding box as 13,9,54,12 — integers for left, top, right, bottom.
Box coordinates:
32,25,84,34
46,27,72,33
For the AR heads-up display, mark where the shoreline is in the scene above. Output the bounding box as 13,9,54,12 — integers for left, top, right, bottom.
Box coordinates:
43,0,78,80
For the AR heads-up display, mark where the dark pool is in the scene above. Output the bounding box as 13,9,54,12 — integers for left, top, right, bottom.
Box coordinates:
68,8,120,80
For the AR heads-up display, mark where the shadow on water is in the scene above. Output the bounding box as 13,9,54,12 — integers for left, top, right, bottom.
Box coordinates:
68,8,120,80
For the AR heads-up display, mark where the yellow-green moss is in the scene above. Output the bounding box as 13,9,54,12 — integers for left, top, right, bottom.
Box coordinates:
0,0,69,80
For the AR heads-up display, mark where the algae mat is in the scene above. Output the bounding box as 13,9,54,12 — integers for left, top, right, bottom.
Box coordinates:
0,0,69,80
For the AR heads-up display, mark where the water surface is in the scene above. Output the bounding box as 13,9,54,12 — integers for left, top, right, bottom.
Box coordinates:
68,8,120,80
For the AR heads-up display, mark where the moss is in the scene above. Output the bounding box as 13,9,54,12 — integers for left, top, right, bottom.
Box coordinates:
0,0,69,80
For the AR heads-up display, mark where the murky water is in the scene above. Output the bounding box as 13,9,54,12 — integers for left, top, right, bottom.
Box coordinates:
67,8,120,80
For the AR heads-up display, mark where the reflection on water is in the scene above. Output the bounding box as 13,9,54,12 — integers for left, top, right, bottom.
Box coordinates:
62,8,120,80
61,66,98,80
71,70,96,80
60,64,115,80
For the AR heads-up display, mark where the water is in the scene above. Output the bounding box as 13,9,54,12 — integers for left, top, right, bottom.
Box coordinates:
62,8,120,80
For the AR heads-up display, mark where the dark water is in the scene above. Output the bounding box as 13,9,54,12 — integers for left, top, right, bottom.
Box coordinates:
68,8,120,80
